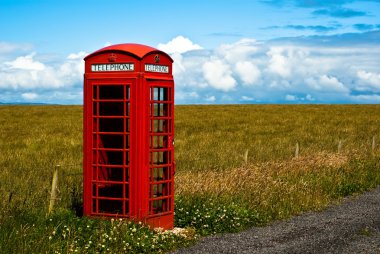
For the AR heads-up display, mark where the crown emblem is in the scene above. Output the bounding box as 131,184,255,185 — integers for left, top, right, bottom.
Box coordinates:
108,53,117,62
154,54,160,63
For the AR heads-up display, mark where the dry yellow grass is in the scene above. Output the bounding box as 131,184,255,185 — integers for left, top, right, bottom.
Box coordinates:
176,152,361,218
177,152,348,196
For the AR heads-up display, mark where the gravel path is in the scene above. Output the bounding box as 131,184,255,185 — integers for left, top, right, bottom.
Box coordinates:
174,186,380,254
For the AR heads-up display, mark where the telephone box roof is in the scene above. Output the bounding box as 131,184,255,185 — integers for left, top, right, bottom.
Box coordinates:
84,43,173,61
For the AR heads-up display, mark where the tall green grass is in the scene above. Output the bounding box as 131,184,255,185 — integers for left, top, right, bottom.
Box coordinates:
0,105,379,252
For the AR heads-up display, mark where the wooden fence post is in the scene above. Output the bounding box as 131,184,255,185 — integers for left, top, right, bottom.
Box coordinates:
295,142,299,158
338,140,342,153
48,165,59,214
243,149,249,165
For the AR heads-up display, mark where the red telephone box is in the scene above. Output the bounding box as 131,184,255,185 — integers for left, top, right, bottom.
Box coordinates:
83,43,175,229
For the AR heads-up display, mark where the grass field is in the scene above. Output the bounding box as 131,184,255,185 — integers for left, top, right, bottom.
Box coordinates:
0,104,379,253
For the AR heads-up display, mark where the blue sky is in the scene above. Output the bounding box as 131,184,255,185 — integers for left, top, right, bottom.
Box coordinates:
1,0,380,104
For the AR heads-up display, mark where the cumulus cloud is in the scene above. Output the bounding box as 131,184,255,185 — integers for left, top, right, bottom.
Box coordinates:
157,36,203,81
1,31,380,104
241,96,255,101
202,59,237,92
0,46,85,103
285,94,297,101
67,51,87,60
0,55,84,90
285,94,315,102
172,32,380,104
164,33,380,104
235,61,261,85
205,95,216,102
217,38,259,63
357,70,380,91
306,94,315,101
266,47,292,78
21,92,38,100
351,94,380,103
305,75,349,93
157,36,202,54
5,53,45,71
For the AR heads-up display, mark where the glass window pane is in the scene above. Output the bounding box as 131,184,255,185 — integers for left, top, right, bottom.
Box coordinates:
99,85,124,99
98,184,123,198
99,118,123,132
97,151,123,165
99,102,124,116
98,199,123,214
98,134,123,148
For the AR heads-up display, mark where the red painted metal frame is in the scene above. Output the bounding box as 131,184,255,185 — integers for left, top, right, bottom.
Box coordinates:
83,44,174,229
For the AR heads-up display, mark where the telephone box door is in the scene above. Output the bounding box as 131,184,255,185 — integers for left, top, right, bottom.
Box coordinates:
146,80,175,228
84,79,135,217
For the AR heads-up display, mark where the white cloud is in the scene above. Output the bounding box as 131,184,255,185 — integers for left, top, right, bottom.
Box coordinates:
170,52,186,76
305,75,349,93
202,59,236,92
285,94,297,101
1,33,380,104
157,36,202,54
285,94,315,102
49,91,83,101
67,51,87,60
5,53,45,71
167,35,380,104
357,70,380,91
0,42,32,54
0,51,84,92
235,61,261,85
205,95,216,102
21,92,38,100
267,47,291,78
175,91,200,103
157,37,205,91
241,96,255,101
189,91,199,98
217,38,259,63
268,79,291,89
306,94,315,101
350,94,380,103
